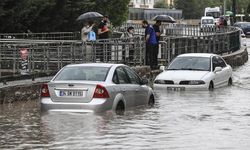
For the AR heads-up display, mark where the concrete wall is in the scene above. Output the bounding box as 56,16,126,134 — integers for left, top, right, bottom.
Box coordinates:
0,47,248,104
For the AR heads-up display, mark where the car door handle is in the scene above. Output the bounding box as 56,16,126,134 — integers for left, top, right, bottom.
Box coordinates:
135,89,139,92
122,89,126,92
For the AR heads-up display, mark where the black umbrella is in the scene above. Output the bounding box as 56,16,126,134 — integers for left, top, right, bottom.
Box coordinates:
152,15,176,23
76,12,103,22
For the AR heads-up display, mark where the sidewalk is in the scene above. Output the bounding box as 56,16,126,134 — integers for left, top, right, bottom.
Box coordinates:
0,76,52,89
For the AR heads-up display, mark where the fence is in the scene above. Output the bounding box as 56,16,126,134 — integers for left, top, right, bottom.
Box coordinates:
0,24,241,78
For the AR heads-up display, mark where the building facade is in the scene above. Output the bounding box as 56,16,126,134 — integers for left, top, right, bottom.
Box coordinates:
129,0,155,9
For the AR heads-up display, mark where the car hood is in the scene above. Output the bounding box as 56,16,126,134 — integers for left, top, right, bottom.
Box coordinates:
156,70,210,81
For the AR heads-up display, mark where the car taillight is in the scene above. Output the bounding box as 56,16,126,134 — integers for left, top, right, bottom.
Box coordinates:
93,84,110,98
41,83,50,97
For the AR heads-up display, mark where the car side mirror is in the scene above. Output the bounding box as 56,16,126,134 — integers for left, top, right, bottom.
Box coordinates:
141,77,149,85
214,67,222,73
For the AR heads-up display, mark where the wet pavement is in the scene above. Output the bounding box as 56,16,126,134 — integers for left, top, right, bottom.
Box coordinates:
0,40,250,150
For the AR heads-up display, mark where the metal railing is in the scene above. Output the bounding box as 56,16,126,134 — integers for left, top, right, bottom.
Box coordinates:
0,24,241,78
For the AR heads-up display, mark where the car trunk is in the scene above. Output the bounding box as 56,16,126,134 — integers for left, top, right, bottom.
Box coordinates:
47,81,99,103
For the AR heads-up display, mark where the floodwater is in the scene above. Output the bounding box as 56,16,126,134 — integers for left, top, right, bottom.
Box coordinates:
0,43,250,150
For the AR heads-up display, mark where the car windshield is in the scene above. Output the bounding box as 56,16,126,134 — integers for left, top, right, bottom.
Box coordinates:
202,19,214,24
206,12,220,18
54,66,110,81
167,57,211,71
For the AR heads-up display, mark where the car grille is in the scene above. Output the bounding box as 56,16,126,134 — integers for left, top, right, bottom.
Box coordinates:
179,81,189,85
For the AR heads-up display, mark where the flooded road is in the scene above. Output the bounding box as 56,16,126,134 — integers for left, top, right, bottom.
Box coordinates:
1,43,250,150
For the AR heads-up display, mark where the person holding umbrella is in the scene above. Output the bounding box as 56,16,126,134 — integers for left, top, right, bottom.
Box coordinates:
81,21,95,42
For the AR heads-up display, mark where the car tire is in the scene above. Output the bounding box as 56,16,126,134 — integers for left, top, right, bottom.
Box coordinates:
228,78,233,86
209,82,214,91
115,101,125,115
148,95,155,107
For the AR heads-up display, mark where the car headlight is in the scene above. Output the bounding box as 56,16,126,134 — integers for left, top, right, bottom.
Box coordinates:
154,80,174,84
154,80,165,84
189,80,205,85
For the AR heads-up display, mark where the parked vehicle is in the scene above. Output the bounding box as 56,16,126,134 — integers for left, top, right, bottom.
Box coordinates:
237,27,247,46
40,63,155,114
234,22,250,36
204,7,221,24
153,53,233,91
200,16,216,32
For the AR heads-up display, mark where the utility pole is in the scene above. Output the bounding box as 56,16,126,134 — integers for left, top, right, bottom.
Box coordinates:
223,0,226,15
232,0,236,23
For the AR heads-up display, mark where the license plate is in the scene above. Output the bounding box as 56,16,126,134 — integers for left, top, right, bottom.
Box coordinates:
60,90,85,97
167,87,185,91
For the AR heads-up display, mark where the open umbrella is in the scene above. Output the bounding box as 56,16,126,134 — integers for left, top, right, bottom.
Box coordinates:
225,11,234,17
152,15,176,23
76,12,103,22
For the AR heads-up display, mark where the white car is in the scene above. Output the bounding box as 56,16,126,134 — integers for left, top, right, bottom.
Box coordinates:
200,16,216,32
41,63,155,114
153,53,233,91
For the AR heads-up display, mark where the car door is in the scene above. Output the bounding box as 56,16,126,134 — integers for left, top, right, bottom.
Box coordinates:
212,56,227,87
124,67,148,106
217,56,231,85
113,67,135,108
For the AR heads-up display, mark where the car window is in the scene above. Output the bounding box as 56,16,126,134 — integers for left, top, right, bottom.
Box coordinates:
217,57,227,68
54,66,109,81
115,67,130,84
168,57,210,71
212,56,219,71
112,71,119,84
124,67,141,84
212,56,226,70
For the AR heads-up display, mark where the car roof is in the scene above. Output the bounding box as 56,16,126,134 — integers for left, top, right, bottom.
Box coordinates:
234,22,250,25
201,16,214,19
177,53,218,58
65,63,125,68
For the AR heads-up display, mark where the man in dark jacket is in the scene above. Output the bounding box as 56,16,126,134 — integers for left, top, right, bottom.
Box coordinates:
142,20,158,70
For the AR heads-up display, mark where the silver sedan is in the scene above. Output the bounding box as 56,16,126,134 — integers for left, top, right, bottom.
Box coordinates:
40,63,155,114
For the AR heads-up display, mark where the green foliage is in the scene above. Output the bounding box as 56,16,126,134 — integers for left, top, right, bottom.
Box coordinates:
154,0,167,8
0,0,130,33
247,3,250,14
174,0,250,19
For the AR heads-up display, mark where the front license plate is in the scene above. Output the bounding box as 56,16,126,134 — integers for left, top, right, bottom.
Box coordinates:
167,87,185,91
60,90,85,97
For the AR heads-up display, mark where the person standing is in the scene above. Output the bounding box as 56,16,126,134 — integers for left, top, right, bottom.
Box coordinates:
81,21,95,42
142,20,158,70
98,15,109,39
153,20,162,67
153,20,162,43
97,16,110,61
121,26,134,62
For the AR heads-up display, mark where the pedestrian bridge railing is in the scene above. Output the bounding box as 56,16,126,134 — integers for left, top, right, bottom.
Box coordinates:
0,24,241,78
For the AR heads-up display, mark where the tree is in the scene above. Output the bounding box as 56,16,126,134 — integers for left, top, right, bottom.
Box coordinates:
0,0,130,33
154,0,167,8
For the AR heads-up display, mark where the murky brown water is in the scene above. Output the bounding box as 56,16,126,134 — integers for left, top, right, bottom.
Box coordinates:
1,44,250,150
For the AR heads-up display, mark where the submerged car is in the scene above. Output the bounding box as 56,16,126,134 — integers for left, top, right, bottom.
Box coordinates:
41,63,155,114
153,53,233,91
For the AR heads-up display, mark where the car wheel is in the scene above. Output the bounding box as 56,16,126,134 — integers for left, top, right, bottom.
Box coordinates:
209,81,214,91
115,101,125,115
148,95,155,107
228,78,233,86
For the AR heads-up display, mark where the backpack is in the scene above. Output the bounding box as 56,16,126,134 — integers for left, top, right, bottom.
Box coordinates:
87,30,96,41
